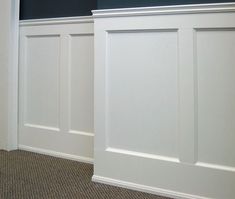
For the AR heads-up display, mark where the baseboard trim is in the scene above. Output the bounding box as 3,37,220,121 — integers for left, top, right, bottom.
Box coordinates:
18,145,94,164
92,175,210,199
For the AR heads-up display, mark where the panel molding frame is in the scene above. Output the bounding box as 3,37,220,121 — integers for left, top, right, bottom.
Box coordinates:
22,34,61,129
24,124,60,132
106,148,180,163
196,162,235,173
194,27,235,169
69,130,94,137
67,33,94,134
104,28,180,158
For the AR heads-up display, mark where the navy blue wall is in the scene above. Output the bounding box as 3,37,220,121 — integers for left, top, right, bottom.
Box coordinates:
20,0,97,20
20,0,233,19
97,0,234,9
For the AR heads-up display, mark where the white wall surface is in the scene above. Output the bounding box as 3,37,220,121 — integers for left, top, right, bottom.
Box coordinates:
19,17,94,163
0,0,10,149
0,0,19,150
92,3,235,199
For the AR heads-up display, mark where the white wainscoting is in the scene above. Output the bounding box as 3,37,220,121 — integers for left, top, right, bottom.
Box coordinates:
19,16,94,163
92,3,235,199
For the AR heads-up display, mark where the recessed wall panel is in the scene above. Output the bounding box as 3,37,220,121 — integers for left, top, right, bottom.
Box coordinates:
70,34,94,133
25,35,60,128
197,29,235,167
106,30,179,158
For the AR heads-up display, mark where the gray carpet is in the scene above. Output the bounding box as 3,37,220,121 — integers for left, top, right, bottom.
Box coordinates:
0,150,172,199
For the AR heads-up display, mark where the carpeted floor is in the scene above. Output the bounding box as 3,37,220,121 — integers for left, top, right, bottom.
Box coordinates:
0,150,172,199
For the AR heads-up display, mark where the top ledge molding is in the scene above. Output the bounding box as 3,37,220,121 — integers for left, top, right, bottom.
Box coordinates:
20,16,93,26
92,2,235,18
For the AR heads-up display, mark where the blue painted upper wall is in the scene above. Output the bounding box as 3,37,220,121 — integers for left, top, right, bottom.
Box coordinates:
20,0,97,20
97,0,234,9
20,0,234,19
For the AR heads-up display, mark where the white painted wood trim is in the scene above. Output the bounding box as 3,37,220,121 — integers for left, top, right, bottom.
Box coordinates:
7,0,20,150
92,175,210,199
19,145,94,164
24,124,60,132
19,19,94,164
92,5,235,198
196,162,235,172
20,16,94,26
92,2,235,18
69,130,94,137
106,148,180,163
